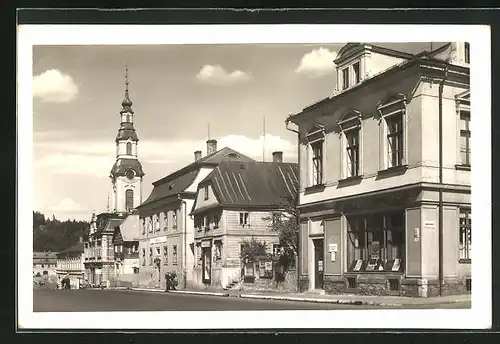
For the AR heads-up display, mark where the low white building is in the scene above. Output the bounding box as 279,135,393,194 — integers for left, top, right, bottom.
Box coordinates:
56,238,85,289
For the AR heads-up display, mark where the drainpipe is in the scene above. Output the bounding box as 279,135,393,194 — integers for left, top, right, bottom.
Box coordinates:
286,116,300,292
438,66,449,296
180,197,188,289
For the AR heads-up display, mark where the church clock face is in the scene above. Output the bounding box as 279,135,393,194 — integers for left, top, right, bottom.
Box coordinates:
126,169,135,180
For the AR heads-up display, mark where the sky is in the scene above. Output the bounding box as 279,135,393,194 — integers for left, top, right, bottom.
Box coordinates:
33,42,439,221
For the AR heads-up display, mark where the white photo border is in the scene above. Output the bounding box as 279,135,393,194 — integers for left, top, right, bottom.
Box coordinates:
17,24,491,330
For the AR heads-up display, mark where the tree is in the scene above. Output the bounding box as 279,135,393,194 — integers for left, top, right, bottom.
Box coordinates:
33,211,89,252
239,238,268,262
265,196,299,274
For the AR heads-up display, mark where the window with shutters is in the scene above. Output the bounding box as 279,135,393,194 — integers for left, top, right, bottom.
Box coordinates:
339,110,363,180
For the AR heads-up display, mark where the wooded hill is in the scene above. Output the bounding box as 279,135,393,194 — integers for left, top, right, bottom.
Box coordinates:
33,211,89,252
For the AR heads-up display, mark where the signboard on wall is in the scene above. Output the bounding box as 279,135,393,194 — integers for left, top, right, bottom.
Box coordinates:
328,243,338,252
201,240,211,248
149,237,167,245
413,228,420,242
424,221,435,229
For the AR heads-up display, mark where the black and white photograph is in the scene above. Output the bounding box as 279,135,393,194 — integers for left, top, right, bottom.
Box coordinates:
17,22,491,329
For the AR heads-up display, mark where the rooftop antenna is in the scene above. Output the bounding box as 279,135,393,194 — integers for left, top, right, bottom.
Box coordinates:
262,117,266,162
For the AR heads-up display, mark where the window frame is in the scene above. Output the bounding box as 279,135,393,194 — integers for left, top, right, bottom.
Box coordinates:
377,95,408,172
464,42,470,64
126,142,132,155
455,91,471,170
342,67,350,90
459,207,471,263
239,212,250,227
125,189,134,211
204,185,209,200
339,110,363,180
163,245,168,265
172,245,178,264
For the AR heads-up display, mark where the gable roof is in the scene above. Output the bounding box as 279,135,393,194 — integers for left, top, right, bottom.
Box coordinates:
192,161,298,213
116,214,140,242
33,251,57,264
139,147,255,209
56,242,84,258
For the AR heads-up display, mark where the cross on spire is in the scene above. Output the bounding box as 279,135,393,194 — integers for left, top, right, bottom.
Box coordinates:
121,63,133,112
125,63,129,92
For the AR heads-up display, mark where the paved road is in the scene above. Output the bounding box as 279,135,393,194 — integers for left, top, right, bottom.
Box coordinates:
33,289,471,312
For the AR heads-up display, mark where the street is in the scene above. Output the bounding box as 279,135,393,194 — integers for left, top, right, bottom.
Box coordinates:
33,289,471,312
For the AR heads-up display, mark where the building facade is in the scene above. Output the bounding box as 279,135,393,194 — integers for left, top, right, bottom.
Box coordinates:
190,152,299,290
136,140,255,289
84,212,126,287
55,239,85,289
33,251,57,278
111,214,140,287
83,67,145,287
287,42,471,297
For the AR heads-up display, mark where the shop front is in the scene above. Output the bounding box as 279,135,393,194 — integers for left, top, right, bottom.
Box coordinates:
299,184,471,297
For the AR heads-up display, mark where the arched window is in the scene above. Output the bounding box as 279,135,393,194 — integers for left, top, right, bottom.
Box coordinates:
126,142,132,155
125,189,134,211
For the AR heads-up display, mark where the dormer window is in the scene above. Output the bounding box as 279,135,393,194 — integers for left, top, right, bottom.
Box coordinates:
342,68,350,89
353,62,360,84
464,42,470,64
340,61,362,90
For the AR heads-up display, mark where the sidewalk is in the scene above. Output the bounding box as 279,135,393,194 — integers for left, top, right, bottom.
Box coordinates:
127,286,471,307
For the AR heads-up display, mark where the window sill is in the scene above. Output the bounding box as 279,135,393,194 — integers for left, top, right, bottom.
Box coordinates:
337,175,363,187
376,165,408,178
455,164,471,171
304,183,326,194
459,258,471,264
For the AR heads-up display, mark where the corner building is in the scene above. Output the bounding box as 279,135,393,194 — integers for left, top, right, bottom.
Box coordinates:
288,42,471,297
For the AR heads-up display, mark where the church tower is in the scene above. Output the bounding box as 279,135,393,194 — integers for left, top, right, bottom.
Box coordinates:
109,66,144,214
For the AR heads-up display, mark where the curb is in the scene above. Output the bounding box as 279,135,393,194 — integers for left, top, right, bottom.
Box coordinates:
168,290,230,297
237,294,398,306
130,288,165,293
117,288,470,307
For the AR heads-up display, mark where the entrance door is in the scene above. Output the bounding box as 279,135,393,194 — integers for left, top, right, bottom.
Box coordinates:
313,239,324,289
202,247,212,283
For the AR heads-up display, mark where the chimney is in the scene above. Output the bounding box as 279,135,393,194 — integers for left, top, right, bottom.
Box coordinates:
194,150,202,161
272,151,283,163
207,139,217,156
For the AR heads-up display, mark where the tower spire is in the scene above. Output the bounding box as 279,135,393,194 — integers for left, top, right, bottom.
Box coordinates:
121,64,133,113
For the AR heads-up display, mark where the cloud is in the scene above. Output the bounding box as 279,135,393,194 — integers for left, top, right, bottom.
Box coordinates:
34,134,297,178
50,198,87,213
295,47,338,78
196,64,252,86
35,152,114,177
218,134,297,162
33,69,79,103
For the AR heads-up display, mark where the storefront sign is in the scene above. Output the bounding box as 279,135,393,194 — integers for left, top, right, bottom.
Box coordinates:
328,243,338,252
318,260,323,272
371,241,380,260
201,240,211,248
353,259,363,271
413,228,420,242
392,259,401,271
424,221,435,229
149,237,167,245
